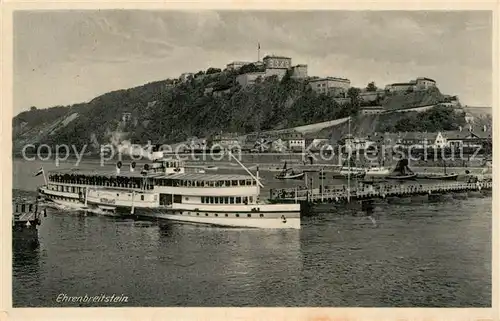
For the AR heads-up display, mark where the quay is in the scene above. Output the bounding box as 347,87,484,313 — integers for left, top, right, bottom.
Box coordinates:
269,181,493,206
12,200,46,248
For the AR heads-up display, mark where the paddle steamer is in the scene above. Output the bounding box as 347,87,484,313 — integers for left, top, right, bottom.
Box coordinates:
37,154,301,229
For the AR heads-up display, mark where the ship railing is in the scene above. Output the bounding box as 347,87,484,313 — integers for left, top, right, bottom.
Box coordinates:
270,181,491,200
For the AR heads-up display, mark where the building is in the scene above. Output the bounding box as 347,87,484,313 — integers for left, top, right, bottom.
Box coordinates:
263,55,292,69
279,131,305,150
385,81,416,93
236,71,266,87
211,133,241,150
179,72,194,82
121,112,131,123
204,87,214,95
309,77,351,95
342,134,376,151
360,106,385,115
262,55,292,81
443,126,492,149
226,61,253,71
386,77,437,93
416,77,436,90
290,64,308,79
359,89,385,104
398,132,447,149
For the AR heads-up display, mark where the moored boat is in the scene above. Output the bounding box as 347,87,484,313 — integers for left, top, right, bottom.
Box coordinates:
421,173,458,181
386,159,417,180
37,156,301,229
421,161,458,181
274,162,305,180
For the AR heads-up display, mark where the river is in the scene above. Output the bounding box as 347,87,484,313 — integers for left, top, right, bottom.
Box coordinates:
12,158,491,307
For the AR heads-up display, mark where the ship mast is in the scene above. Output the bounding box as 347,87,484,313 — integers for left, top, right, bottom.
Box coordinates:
227,150,264,188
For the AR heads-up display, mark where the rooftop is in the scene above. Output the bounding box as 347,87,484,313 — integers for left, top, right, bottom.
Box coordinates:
417,77,436,83
263,55,291,60
309,77,350,83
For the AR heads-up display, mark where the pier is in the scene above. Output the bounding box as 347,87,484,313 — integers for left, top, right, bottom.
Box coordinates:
12,200,45,248
269,181,492,205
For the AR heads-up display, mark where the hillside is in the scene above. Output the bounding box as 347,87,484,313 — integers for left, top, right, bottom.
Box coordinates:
13,72,355,151
12,71,478,152
381,86,445,110
308,105,471,142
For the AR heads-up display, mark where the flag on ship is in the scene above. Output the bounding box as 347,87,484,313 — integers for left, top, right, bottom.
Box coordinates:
34,167,44,177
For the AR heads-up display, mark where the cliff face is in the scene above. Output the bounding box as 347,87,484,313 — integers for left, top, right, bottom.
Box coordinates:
381,87,445,110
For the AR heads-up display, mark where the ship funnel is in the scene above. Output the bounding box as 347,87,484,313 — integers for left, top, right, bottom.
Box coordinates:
116,161,122,174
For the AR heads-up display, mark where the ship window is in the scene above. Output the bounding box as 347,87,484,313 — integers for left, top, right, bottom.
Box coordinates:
201,197,205,203
141,195,144,201
249,196,254,203
239,180,245,186
230,197,234,204
231,180,238,186
185,197,189,201
225,213,228,217
235,214,239,217
117,193,119,196
196,213,199,216
29,204,33,212
210,197,214,203
243,197,248,204
205,213,208,216
224,197,229,204
259,214,264,217
225,180,231,186
236,197,241,204
21,204,25,212
246,180,251,186
215,214,218,217
247,214,251,217
215,197,219,204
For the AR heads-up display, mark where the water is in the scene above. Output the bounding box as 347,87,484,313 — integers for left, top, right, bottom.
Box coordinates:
12,159,492,307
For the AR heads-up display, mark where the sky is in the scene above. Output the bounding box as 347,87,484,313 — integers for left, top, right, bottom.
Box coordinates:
14,10,492,115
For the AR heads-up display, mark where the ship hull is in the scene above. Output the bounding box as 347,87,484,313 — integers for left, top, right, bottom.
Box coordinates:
39,187,301,229
143,211,301,229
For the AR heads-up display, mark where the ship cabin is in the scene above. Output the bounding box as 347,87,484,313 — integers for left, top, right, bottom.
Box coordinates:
44,158,187,192
153,173,258,188
46,169,160,193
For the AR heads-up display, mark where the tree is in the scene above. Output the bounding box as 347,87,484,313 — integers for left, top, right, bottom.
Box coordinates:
206,67,222,75
239,63,260,75
366,82,377,92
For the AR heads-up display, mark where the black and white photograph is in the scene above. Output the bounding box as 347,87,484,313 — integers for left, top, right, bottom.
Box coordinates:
6,6,496,317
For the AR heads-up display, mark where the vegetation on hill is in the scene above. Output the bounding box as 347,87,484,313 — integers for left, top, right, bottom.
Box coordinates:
12,69,468,152
379,105,467,132
381,86,445,110
14,71,360,149
311,105,468,141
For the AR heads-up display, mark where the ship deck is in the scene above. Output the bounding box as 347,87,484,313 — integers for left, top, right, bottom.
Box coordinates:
47,168,255,181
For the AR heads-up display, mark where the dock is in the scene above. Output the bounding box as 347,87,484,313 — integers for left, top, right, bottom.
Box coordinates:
12,200,46,247
269,181,492,205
